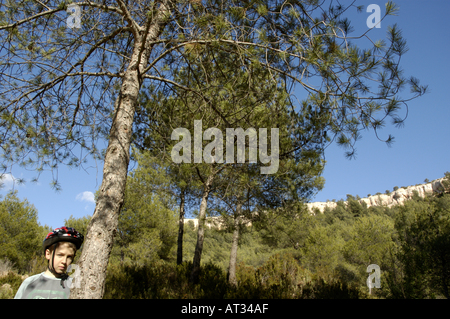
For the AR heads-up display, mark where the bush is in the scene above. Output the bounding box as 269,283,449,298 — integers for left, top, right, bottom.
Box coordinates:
197,262,228,299
0,272,23,299
104,260,191,299
228,253,312,299
102,250,365,299
0,258,16,277
104,260,229,299
300,277,361,299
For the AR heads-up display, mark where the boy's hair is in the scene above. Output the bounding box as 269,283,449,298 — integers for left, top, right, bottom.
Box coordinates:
46,241,77,254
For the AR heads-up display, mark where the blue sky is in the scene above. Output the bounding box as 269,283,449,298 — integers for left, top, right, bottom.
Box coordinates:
1,1,449,229
312,0,450,202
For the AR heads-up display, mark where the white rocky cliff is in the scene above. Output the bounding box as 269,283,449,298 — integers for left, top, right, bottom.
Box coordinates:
306,178,447,213
184,177,448,227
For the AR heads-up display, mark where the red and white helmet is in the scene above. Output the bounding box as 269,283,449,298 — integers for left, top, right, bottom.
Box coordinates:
43,226,84,253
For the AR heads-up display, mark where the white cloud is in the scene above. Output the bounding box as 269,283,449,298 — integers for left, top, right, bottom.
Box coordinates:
76,191,95,204
0,173,23,191
1,173,14,187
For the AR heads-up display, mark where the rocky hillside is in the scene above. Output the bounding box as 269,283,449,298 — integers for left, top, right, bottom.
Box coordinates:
184,176,448,227
307,178,447,213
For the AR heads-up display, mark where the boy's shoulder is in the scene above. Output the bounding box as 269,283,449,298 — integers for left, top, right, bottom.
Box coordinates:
14,272,45,299
19,272,45,286
15,272,72,299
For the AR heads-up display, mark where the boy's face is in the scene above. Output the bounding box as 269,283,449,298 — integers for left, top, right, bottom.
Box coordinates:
45,242,76,274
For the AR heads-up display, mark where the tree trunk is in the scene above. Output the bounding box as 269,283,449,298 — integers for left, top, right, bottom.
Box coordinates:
70,65,138,299
177,189,186,265
70,2,171,299
228,202,242,287
190,173,215,284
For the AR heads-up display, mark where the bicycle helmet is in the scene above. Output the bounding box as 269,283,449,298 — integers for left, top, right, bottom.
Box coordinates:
43,226,84,253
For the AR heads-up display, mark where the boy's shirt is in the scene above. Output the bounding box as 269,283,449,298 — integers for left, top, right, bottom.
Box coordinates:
14,272,73,299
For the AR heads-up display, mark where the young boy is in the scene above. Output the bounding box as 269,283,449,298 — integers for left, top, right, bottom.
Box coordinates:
14,226,84,299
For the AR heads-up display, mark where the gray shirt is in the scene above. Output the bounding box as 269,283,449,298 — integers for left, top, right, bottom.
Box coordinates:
14,272,73,299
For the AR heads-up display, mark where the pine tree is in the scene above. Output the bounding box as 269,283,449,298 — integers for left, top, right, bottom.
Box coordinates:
0,1,427,298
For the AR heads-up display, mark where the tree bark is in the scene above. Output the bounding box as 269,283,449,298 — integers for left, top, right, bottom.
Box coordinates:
228,201,242,287
190,173,215,284
177,188,186,265
70,2,171,299
70,58,139,299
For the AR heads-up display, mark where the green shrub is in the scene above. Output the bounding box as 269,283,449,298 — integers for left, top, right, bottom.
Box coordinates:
103,252,366,299
228,253,312,299
104,260,229,299
0,272,23,299
301,277,361,299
